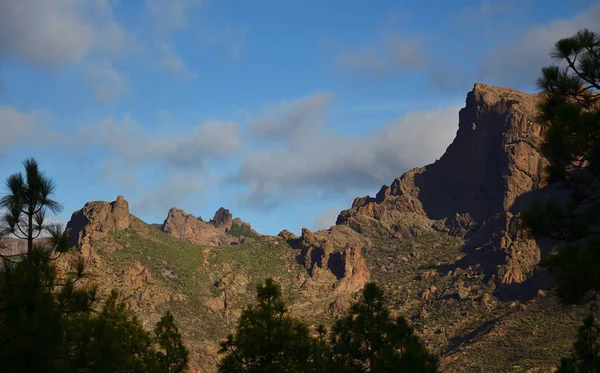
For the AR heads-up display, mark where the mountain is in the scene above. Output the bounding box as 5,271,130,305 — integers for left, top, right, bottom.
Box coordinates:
58,83,585,372
337,83,552,292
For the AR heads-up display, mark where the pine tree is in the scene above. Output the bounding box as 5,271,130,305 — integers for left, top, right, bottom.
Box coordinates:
557,314,600,372
75,290,158,372
329,282,438,373
0,158,63,256
155,310,190,372
0,158,189,372
218,278,314,372
0,247,96,373
521,29,600,304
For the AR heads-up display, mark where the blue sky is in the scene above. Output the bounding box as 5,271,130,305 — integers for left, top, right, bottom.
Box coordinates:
0,0,598,235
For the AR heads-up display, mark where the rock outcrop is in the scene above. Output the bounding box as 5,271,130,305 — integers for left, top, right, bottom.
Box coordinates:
160,207,259,245
337,83,549,287
282,225,370,293
66,195,148,260
210,208,233,229
161,208,237,246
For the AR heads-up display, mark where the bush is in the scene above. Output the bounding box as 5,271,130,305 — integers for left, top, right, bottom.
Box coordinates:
226,223,259,239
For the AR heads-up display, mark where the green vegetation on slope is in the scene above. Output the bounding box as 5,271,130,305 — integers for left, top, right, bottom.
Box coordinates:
225,223,260,239
106,227,306,342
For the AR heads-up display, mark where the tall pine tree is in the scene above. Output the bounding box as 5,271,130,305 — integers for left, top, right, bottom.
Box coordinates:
155,310,190,372
329,283,438,373
522,29,600,304
218,278,314,372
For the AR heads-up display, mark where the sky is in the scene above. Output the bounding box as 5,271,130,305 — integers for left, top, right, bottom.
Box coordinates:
0,0,598,236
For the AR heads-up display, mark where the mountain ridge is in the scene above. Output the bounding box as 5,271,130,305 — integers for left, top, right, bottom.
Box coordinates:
47,82,582,372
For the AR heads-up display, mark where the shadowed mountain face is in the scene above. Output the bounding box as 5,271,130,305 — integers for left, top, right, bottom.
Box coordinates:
336,83,551,290
338,83,545,224
57,83,581,372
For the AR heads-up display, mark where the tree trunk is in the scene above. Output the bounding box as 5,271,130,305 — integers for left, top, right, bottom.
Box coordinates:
27,209,33,255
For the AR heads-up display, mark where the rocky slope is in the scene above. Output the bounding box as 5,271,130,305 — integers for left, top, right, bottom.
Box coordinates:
56,83,585,372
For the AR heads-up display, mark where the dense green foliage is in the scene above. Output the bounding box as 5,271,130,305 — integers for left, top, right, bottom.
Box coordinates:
218,278,314,372
226,222,260,239
0,253,189,373
521,28,600,372
0,158,189,373
0,247,96,372
75,289,158,372
521,28,600,304
218,278,437,373
0,245,189,373
329,282,438,373
155,311,190,372
0,158,63,255
557,314,600,372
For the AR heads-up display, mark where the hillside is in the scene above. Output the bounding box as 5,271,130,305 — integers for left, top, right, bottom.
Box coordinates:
58,83,586,372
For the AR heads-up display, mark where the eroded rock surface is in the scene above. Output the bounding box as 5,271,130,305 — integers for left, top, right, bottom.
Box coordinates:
66,195,148,261
210,208,233,230
337,83,548,286
161,208,236,246
282,225,370,293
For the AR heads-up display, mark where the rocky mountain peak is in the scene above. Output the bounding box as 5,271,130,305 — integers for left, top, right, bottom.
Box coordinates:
336,83,550,287
160,207,257,245
338,83,545,225
210,207,233,229
65,195,147,260
160,207,233,246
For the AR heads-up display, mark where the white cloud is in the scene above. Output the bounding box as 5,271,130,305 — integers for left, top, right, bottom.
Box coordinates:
159,44,197,79
0,106,42,147
76,114,242,217
479,2,600,87
0,0,135,102
0,0,94,68
79,116,243,170
337,34,429,76
86,64,130,102
233,93,461,210
132,172,206,217
193,120,243,157
385,35,429,70
338,48,389,76
250,93,333,145
0,106,64,149
0,0,133,68
90,0,135,56
144,0,201,33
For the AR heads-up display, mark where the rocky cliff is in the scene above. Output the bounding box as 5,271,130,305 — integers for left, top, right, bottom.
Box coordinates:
65,196,260,251
66,195,149,261
160,207,258,245
337,83,549,289
281,225,370,294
